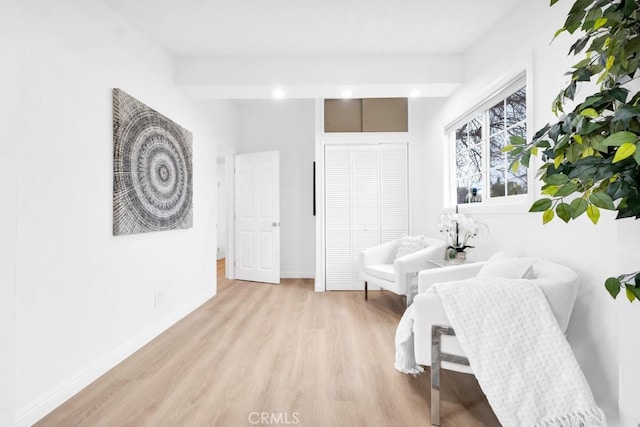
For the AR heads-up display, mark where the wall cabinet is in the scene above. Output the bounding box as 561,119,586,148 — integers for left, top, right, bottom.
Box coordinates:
324,143,408,290
324,98,408,133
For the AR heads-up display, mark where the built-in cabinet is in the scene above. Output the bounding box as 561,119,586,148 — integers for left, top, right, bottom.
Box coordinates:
324,98,408,132
324,143,408,290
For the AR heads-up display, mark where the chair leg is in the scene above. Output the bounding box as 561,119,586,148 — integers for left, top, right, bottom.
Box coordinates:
364,281,368,300
431,326,442,426
431,326,470,426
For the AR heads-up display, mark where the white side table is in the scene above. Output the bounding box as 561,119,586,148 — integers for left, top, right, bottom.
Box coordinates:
426,259,475,268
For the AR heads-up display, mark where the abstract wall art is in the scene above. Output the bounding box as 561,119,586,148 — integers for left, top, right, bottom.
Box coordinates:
113,89,193,235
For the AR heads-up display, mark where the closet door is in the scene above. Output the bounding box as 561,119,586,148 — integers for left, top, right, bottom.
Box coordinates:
352,145,380,289
324,143,408,291
324,146,353,290
380,144,408,242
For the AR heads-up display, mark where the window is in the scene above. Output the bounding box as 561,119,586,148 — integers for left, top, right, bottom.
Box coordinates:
451,78,527,205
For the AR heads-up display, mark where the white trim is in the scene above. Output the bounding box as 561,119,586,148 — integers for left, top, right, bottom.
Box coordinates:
320,131,410,142
226,154,235,280
16,289,216,427
457,200,530,215
445,56,535,212
314,100,325,292
445,68,529,133
224,154,235,279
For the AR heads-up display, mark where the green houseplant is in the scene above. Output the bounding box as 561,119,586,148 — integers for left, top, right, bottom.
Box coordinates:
505,0,640,302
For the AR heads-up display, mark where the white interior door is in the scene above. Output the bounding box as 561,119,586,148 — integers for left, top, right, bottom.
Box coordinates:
234,151,280,284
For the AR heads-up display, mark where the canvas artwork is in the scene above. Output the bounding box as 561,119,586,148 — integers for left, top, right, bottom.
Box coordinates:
113,88,193,235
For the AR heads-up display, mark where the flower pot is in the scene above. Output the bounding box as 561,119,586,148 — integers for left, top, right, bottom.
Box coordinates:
452,251,467,264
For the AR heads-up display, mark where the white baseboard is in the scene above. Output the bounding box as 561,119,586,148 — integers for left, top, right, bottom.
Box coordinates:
16,288,216,427
280,270,315,279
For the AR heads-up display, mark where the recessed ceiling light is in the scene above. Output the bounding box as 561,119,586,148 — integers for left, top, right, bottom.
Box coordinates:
341,89,353,99
409,89,421,98
273,88,286,99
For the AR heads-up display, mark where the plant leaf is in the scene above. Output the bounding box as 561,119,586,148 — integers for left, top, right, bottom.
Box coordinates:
626,287,636,302
602,131,636,147
510,135,526,145
556,203,572,223
580,108,598,118
543,209,555,224
530,198,553,212
502,144,514,153
554,154,564,168
544,174,569,185
606,56,614,70
555,182,579,197
587,204,601,224
553,27,565,40
613,142,637,163
570,198,588,218
594,17,607,29
605,277,621,298
589,192,616,210
630,286,640,301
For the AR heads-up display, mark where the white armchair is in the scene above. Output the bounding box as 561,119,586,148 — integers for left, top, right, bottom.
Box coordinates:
361,237,447,305
412,257,580,426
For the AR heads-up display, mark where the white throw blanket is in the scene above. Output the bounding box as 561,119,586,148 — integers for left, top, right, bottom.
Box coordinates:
394,303,423,375
395,277,607,427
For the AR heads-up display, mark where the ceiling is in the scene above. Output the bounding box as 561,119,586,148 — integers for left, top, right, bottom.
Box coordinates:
104,0,526,57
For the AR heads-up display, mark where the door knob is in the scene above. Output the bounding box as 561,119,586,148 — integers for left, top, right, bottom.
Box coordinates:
272,222,280,227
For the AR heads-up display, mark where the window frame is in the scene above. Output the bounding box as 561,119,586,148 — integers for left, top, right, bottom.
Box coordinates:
445,72,533,212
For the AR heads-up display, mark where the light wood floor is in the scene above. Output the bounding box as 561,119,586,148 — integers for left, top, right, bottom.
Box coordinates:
38,260,499,426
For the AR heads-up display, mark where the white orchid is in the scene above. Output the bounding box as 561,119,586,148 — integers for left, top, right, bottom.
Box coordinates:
438,212,478,250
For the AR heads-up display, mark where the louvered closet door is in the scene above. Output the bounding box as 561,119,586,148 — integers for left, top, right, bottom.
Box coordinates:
380,144,408,242
324,143,408,291
352,145,381,290
325,146,353,290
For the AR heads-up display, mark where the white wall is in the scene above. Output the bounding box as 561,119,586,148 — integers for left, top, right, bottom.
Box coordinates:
196,100,238,157
196,100,237,265
235,100,316,278
408,98,449,238
4,1,225,424
0,6,19,421
617,219,640,426
417,1,626,423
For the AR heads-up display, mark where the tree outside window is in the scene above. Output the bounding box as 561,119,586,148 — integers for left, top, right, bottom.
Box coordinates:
454,84,527,204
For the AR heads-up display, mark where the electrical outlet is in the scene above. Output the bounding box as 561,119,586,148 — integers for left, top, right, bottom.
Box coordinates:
153,291,164,308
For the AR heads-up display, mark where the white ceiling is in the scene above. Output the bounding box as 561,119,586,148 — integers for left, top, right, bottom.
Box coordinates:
105,0,526,57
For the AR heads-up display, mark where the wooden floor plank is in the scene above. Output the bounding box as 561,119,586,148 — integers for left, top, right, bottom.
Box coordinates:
37,260,499,426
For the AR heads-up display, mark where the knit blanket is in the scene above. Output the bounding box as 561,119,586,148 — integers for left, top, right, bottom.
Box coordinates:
431,277,607,427
394,303,423,375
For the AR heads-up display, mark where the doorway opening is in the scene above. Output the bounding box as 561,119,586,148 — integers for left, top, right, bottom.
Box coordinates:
217,156,228,277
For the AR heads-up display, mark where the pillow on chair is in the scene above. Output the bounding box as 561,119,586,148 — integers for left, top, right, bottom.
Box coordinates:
396,235,428,259
477,256,536,279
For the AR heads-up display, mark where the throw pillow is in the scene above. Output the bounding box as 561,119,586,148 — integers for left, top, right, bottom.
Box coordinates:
477,257,536,279
395,235,428,259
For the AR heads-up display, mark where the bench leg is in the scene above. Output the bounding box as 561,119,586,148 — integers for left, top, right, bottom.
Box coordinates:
364,281,368,300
